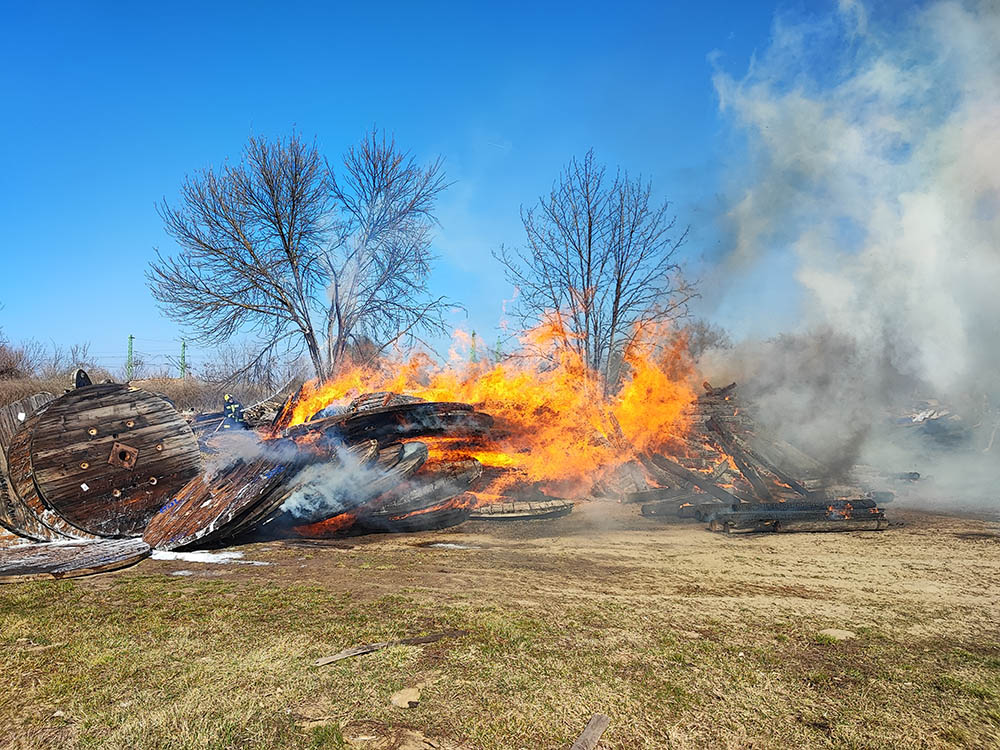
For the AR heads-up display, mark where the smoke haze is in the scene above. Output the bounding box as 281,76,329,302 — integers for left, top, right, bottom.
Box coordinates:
703,0,1000,509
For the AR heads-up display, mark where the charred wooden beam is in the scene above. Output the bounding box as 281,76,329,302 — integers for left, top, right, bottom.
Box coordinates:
705,417,772,501
706,417,812,498
623,487,690,504
642,454,742,505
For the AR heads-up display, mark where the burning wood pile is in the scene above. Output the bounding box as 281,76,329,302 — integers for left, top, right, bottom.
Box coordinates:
0,363,893,582
632,382,892,533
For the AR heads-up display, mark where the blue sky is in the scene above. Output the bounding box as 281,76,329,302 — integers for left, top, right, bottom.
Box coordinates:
1,0,787,374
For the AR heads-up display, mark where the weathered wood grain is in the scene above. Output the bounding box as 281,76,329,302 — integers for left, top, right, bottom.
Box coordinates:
467,498,574,521
143,436,305,550
27,385,202,536
6,409,93,540
0,538,150,583
0,393,56,539
0,524,28,549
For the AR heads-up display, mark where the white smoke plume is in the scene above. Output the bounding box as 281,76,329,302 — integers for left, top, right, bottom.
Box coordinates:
704,0,1000,508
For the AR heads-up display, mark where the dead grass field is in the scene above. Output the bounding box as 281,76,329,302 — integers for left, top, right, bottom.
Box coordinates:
2,504,999,749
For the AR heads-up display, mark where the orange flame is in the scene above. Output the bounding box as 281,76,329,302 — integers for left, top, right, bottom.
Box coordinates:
278,316,697,499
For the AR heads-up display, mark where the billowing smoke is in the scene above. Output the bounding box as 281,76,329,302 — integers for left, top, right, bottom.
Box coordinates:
278,446,384,524
703,0,1000,508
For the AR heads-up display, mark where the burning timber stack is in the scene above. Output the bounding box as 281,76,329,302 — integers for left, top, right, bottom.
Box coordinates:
0,374,893,582
630,382,893,533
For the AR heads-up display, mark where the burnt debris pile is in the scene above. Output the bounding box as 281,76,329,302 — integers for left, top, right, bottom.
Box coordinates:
0,376,894,582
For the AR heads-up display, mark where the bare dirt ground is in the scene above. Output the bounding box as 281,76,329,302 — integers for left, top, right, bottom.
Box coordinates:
2,503,999,749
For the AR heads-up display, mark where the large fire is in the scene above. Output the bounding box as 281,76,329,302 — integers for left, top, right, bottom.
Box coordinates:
277,317,698,502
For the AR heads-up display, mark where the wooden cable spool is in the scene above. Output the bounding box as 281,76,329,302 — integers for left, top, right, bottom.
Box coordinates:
9,384,202,537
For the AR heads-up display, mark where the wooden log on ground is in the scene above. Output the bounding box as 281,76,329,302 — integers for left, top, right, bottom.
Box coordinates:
773,518,887,533
639,494,707,518
570,714,610,750
622,487,689,504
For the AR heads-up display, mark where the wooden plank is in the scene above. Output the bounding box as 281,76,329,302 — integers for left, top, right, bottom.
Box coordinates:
468,498,574,521
0,538,150,583
570,714,610,750
27,385,202,537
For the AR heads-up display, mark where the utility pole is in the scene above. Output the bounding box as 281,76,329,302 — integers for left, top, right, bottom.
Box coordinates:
179,340,187,379
126,335,134,380
470,331,478,363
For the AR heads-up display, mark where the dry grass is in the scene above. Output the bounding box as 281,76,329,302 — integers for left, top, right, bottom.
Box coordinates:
1,507,999,749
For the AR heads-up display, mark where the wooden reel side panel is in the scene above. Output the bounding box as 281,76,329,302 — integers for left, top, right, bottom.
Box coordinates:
0,538,150,583
29,385,202,537
0,394,56,539
6,410,90,540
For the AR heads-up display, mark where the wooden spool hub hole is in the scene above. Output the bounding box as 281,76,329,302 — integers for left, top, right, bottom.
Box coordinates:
108,441,140,469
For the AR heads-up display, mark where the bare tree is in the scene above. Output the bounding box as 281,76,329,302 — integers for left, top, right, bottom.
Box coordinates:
496,150,694,388
147,129,450,381
324,130,450,369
